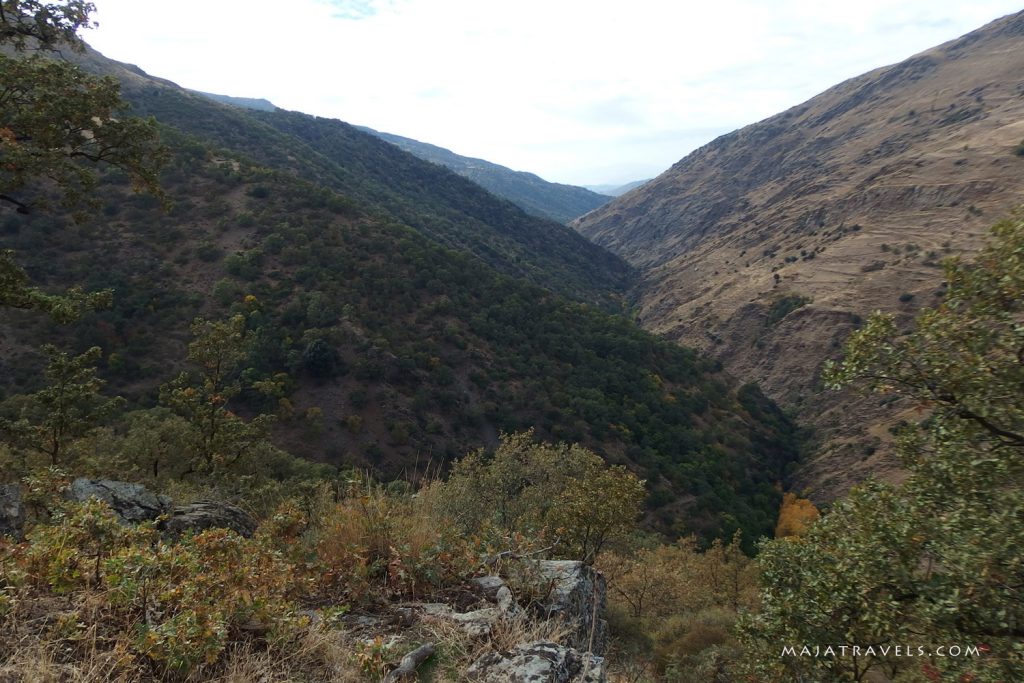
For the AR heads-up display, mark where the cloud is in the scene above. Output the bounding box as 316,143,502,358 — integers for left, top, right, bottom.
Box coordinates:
325,1,378,20
88,0,1024,185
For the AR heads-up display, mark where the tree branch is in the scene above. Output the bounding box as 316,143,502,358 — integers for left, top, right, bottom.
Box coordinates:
0,194,31,214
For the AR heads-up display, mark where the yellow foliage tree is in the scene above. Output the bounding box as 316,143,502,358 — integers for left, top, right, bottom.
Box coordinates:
773,491,819,538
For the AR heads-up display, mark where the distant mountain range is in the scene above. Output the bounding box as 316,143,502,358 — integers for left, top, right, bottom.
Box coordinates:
574,10,1024,502
191,92,632,225
356,127,612,224
583,180,651,197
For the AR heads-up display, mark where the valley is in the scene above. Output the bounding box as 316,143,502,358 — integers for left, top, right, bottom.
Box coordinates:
2,4,1024,681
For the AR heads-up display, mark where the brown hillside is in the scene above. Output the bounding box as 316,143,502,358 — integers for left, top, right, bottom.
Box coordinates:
573,11,1024,502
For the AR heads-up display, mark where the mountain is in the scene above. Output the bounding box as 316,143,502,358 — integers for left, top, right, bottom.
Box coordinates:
0,45,802,542
358,127,611,224
192,90,278,112
573,10,1024,501
81,52,632,307
584,179,651,197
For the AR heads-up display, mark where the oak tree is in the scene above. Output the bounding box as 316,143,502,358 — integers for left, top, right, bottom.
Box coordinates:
740,213,1024,682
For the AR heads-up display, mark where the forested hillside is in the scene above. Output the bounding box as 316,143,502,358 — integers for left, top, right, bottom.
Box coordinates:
0,44,801,542
2,4,1022,682
75,47,633,308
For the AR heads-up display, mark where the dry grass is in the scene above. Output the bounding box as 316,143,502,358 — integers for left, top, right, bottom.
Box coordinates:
415,607,573,682
0,619,376,683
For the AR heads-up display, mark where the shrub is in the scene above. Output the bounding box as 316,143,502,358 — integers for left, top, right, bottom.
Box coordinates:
434,431,645,564
763,294,810,327
10,498,303,678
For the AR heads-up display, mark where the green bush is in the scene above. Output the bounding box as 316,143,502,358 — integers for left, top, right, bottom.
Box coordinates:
434,430,645,563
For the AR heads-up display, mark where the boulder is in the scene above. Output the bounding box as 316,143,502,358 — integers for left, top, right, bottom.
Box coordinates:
467,641,605,683
533,561,608,656
158,501,256,539
66,478,171,524
0,484,24,540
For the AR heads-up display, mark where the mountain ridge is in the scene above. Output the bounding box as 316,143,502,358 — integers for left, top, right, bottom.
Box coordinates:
357,126,612,224
573,9,1024,501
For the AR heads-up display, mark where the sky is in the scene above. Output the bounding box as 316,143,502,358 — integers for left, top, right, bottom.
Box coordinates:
86,1,1024,186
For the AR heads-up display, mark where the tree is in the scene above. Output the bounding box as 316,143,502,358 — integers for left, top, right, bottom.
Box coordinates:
740,213,1024,682
0,344,124,465
0,1,95,50
1,1,164,318
436,430,645,563
773,491,819,538
1,1,163,214
160,315,275,480
0,249,111,321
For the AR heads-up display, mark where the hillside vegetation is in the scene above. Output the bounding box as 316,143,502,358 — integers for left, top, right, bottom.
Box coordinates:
2,3,1022,682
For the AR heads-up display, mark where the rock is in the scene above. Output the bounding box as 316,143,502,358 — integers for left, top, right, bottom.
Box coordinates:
158,501,256,539
403,602,501,638
533,561,608,656
472,575,508,601
451,607,501,637
0,484,25,540
66,478,171,524
467,641,605,683
472,575,517,614
496,584,516,613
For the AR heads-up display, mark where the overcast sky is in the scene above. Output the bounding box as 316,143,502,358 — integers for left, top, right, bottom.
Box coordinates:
87,1,1023,186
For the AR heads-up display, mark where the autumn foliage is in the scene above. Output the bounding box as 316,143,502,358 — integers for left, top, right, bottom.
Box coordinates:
773,492,819,538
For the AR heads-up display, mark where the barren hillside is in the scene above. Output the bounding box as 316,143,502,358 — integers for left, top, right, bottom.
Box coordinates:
573,11,1024,501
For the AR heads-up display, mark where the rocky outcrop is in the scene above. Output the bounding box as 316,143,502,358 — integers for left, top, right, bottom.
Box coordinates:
0,484,24,540
533,561,607,656
158,501,256,539
467,641,605,683
66,478,171,523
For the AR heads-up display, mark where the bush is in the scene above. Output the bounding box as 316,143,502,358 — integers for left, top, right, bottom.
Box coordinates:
434,431,645,563
764,293,810,327
9,498,302,678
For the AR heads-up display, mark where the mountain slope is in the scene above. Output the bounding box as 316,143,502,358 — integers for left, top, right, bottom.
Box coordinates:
0,46,802,543
358,127,611,224
75,50,631,308
573,10,1024,500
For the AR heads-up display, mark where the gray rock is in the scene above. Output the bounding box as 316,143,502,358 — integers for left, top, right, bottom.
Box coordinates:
472,575,509,601
0,484,25,540
472,575,518,614
451,607,502,637
66,478,171,524
158,501,256,539
533,561,608,656
468,641,605,683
